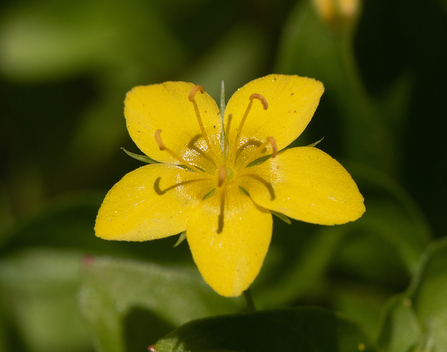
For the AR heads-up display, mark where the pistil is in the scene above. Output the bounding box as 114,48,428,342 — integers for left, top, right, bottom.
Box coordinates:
218,166,226,187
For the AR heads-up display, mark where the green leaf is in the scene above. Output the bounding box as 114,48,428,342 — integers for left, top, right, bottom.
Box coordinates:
270,210,292,225
0,248,92,352
0,0,185,82
79,256,241,352
349,164,432,275
255,225,347,307
181,24,270,102
275,0,406,176
410,238,447,350
1,192,193,264
377,238,447,352
377,295,421,352
152,307,379,352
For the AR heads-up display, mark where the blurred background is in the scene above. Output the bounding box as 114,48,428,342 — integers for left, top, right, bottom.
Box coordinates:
0,0,446,351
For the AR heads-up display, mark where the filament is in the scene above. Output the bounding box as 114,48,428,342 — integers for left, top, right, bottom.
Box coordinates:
240,136,277,170
189,85,212,150
217,187,226,234
233,94,268,160
154,129,206,175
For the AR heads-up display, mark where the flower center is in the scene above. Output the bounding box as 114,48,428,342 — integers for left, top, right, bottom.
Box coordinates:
154,86,277,180
153,85,279,234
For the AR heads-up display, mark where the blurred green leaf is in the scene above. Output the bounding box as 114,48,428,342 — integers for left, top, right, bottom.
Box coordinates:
0,248,92,352
251,162,432,338
276,0,408,175
0,192,107,253
350,165,432,274
255,224,346,308
65,93,128,183
0,180,14,244
0,0,185,82
331,282,390,340
411,238,447,350
377,295,420,352
79,256,241,352
254,163,431,300
152,307,378,352
181,24,270,102
0,192,194,264
377,238,447,352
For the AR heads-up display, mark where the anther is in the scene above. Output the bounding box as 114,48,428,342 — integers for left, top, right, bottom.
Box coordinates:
188,85,205,102
249,93,268,110
218,166,226,187
154,129,166,150
267,136,277,158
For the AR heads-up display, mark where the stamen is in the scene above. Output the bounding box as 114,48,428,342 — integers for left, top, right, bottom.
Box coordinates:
188,85,212,150
268,136,277,158
234,93,268,155
217,187,226,234
250,93,268,110
154,129,206,174
218,166,226,187
240,136,277,170
154,176,209,195
239,174,276,201
188,85,205,101
154,129,167,151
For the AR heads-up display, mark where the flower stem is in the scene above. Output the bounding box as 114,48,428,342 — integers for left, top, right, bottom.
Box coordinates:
243,288,256,313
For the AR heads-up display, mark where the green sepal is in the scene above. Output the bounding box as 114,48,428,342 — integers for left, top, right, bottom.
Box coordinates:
173,232,187,247
307,137,324,148
271,210,292,225
238,186,250,197
246,149,286,168
246,155,271,168
202,189,216,201
220,80,226,153
121,147,160,164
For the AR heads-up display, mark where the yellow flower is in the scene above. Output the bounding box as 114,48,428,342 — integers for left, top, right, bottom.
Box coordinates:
95,74,365,297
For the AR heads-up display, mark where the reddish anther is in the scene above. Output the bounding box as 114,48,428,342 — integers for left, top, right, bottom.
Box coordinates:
154,129,166,150
188,85,205,102
249,93,268,110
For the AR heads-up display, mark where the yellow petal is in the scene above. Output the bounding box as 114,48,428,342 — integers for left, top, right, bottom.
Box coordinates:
224,74,324,166
95,164,213,241
187,185,272,297
125,82,222,166
239,147,365,225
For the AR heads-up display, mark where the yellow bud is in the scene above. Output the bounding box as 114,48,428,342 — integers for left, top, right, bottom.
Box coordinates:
312,0,361,27
338,0,360,20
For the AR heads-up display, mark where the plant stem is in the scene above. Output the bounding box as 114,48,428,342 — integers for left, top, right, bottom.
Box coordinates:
244,289,256,313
